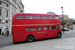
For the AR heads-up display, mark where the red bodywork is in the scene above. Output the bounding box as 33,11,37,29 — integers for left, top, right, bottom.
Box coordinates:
12,13,62,42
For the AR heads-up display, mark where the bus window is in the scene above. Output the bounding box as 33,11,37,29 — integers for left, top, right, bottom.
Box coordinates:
34,16,41,19
35,27,41,31
56,25,59,29
42,16,47,19
59,25,62,29
25,15,33,19
55,16,59,19
49,16,54,19
26,27,34,31
43,26,49,30
16,15,24,19
50,26,55,29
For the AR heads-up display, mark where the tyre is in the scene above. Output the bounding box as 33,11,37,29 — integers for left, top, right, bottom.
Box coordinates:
57,33,62,38
27,35,34,42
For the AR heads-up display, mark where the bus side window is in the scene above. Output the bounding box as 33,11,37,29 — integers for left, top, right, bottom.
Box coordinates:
26,27,34,31
34,16,41,19
56,25,59,29
35,27,41,31
16,15,24,19
50,26,55,29
50,27,52,29
55,16,59,19
49,16,54,19
25,15,33,19
43,26,49,30
59,25,62,29
42,16,48,19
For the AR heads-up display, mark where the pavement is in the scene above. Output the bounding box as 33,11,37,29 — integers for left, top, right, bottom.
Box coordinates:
0,35,5,38
0,34,12,38
0,35,75,50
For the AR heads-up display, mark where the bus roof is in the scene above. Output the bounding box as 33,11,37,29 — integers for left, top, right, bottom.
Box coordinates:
13,13,58,16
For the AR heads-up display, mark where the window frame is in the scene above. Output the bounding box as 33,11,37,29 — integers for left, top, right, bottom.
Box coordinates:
43,26,49,30
0,19,1,23
59,25,62,29
6,20,8,23
55,16,59,19
26,27,34,31
16,15,24,19
25,15,33,19
0,1,2,5
6,4,8,7
49,16,54,19
6,10,8,17
42,16,48,19
34,15,41,19
50,26,55,30
56,25,59,29
35,27,42,31
0,9,1,16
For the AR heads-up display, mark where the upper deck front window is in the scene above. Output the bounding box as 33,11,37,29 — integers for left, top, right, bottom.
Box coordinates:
49,16,54,19
55,16,59,19
16,15,24,19
34,16,41,19
25,15,33,19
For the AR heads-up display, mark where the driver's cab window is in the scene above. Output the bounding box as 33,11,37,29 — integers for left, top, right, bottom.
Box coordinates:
59,25,62,29
56,25,59,29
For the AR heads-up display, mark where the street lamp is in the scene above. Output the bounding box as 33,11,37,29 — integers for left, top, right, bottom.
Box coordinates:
61,6,64,33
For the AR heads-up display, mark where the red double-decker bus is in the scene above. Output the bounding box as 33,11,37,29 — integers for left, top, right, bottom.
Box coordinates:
12,13,62,42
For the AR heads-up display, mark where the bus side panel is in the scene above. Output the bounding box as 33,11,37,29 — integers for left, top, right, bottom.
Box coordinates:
12,26,15,42
12,26,26,42
13,18,25,42
25,29,43,40
14,26,25,42
59,29,62,33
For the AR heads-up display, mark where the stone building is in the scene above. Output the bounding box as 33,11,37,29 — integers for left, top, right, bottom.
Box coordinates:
73,20,75,24
0,0,24,35
59,15,69,23
59,15,74,29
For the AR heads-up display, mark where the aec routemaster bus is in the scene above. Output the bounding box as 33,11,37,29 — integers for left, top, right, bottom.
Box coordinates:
12,13,62,42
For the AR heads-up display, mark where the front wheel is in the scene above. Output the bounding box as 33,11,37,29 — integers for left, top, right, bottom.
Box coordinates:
57,33,62,38
27,36,34,42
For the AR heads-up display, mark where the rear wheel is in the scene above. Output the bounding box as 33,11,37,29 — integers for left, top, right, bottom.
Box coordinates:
57,33,62,38
27,36,34,42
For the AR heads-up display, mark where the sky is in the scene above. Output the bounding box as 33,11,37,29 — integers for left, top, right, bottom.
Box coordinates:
22,0,75,20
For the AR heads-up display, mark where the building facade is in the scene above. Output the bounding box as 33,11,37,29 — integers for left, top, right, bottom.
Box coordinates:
59,15,74,29
59,15,69,23
73,20,75,24
0,0,24,35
